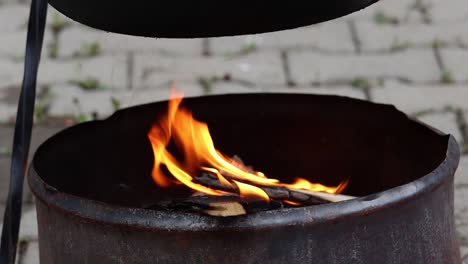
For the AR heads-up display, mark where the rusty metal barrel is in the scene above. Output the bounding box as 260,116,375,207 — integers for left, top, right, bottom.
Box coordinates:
29,94,461,264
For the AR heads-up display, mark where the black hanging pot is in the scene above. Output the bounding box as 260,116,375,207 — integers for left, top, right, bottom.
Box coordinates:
48,0,379,38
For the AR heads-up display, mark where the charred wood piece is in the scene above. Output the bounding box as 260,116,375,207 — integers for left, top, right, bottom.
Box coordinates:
194,172,343,205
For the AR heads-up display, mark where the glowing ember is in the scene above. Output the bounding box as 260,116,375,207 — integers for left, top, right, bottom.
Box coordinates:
147,86,348,204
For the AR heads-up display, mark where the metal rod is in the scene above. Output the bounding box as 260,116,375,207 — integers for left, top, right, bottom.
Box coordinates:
0,0,47,263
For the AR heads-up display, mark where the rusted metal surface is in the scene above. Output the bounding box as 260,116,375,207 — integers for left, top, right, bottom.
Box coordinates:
28,94,461,263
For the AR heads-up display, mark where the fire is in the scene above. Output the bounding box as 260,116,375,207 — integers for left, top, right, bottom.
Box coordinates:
148,86,348,204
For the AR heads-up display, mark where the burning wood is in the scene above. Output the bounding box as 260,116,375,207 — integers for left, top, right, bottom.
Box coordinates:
195,171,354,204
204,201,246,217
147,87,356,213
194,172,334,205
222,156,355,203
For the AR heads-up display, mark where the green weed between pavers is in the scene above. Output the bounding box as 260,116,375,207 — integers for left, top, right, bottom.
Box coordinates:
34,86,55,124
48,12,71,59
412,109,437,118
72,97,98,123
432,39,447,49
441,70,455,84
457,232,467,242
443,105,458,112
0,146,11,156
69,77,107,91
240,42,258,55
35,104,49,123
111,97,121,112
350,78,371,89
374,11,399,25
50,12,71,34
390,39,411,52
224,42,258,59
462,145,468,155
198,76,217,94
73,42,101,58
48,40,59,59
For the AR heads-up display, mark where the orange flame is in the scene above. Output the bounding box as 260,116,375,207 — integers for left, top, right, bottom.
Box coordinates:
148,86,347,203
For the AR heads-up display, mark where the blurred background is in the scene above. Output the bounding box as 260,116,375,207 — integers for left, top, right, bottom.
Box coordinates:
0,0,468,262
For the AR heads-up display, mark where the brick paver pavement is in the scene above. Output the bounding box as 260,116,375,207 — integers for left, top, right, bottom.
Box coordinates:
1,0,468,262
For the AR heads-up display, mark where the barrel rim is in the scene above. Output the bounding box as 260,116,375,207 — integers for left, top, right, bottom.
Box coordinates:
28,93,460,232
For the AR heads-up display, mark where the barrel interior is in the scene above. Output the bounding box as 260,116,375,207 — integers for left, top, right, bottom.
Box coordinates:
32,94,449,208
